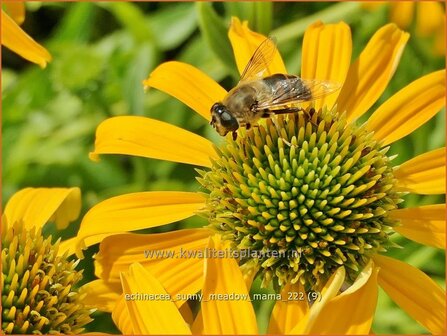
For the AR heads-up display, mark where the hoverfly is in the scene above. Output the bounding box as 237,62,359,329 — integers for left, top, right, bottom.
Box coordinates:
210,37,341,138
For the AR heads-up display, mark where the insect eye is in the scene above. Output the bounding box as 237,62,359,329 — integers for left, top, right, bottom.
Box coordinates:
220,112,238,130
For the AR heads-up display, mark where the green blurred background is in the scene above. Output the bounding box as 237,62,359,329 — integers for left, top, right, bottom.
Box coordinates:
2,1,445,334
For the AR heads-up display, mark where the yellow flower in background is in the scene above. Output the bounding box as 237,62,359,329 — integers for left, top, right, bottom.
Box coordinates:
112,236,379,334
364,1,445,55
2,188,93,334
76,18,445,333
2,1,51,67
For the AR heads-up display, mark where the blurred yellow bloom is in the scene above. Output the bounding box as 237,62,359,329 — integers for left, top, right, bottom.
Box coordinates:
111,237,379,334
364,1,445,55
1,1,51,67
77,18,445,333
2,188,93,334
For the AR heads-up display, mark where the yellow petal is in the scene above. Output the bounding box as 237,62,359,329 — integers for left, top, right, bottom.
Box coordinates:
301,21,352,110
4,187,81,231
394,147,445,194
120,263,191,334
58,237,77,257
337,24,409,122
143,61,227,120
75,191,205,257
202,236,258,334
308,260,378,334
94,229,211,305
389,2,415,29
90,116,216,168
289,267,346,334
3,1,25,25
228,17,287,76
366,70,445,145
374,255,446,334
391,204,445,249
268,282,309,334
1,10,51,67
112,295,134,334
416,1,445,37
79,279,121,312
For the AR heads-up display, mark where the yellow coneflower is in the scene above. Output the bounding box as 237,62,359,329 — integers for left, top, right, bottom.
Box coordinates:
111,236,379,334
2,1,51,67
2,188,93,334
76,18,445,333
363,0,445,55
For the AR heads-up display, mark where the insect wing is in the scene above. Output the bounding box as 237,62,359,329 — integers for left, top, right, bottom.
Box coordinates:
239,37,278,83
256,77,342,110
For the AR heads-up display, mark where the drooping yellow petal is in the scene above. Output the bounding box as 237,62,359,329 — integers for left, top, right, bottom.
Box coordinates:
143,61,227,120
201,236,258,334
112,295,134,334
1,10,51,67
389,2,415,29
79,279,121,312
228,17,286,76
4,187,81,231
58,237,77,256
374,255,446,334
120,263,191,334
337,24,409,122
308,260,378,334
301,21,352,110
90,116,216,167
75,191,205,257
394,147,445,194
366,70,445,145
268,282,309,334
3,1,25,25
94,229,211,305
391,204,445,249
289,267,346,334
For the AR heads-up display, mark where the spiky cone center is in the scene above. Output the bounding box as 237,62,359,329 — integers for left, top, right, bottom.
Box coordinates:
198,107,401,289
1,219,93,334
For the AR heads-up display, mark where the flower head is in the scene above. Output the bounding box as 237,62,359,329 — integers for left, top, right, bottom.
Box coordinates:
78,18,445,333
2,188,93,334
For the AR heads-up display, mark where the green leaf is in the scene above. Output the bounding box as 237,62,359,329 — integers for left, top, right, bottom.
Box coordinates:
253,2,272,35
53,2,96,43
148,3,198,50
196,2,238,79
101,2,154,43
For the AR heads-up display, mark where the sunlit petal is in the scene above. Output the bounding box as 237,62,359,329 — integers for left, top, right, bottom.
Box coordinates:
268,282,308,334
202,236,258,334
75,191,205,257
120,263,191,334
143,61,227,120
366,70,445,145
416,1,445,37
301,21,352,110
374,255,446,334
289,267,346,334
80,279,121,312
228,17,286,76
94,229,211,305
111,295,134,334
391,204,445,249
394,147,445,194
337,24,409,122
4,187,81,231
90,116,217,167
308,260,378,334
1,10,51,67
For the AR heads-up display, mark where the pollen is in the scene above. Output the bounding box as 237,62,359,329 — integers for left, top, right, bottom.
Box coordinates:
198,107,402,289
1,219,94,334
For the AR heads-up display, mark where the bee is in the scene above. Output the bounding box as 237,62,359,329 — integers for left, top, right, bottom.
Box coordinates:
210,37,341,138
